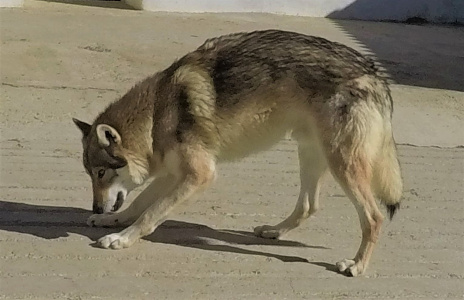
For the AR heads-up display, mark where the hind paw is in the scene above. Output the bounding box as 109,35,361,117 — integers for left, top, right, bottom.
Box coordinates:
253,225,286,239
336,259,364,277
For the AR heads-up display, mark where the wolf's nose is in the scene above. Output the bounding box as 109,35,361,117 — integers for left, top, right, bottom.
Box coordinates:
93,205,104,214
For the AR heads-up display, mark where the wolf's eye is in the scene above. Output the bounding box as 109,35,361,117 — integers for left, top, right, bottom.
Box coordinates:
97,169,106,179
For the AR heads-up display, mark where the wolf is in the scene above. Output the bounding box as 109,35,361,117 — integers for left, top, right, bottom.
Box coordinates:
73,29,403,277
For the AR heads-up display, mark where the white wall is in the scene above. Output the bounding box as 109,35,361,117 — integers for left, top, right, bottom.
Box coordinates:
125,0,348,16
124,0,464,23
0,0,24,7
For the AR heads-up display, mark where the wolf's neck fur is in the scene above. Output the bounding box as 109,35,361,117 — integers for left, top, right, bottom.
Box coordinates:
95,75,161,182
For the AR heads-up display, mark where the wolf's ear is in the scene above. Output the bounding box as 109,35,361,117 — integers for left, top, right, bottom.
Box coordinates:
96,124,122,147
73,118,91,137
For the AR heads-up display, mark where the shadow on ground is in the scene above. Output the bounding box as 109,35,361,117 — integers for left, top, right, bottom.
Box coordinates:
0,200,339,272
39,0,135,10
327,12,464,92
37,0,464,93
327,0,463,25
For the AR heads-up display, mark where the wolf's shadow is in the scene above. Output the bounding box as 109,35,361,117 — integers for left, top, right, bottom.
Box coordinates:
0,200,337,272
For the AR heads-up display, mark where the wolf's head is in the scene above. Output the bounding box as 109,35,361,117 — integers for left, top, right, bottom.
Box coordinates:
73,118,141,214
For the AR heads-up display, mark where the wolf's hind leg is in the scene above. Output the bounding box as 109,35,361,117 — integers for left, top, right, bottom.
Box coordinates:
334,157,384,276
254,137,327,239
328,150,384,277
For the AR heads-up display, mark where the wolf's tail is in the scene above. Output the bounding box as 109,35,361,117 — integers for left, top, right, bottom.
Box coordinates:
372,127,403,220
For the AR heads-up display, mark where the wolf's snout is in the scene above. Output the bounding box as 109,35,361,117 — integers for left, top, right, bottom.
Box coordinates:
92,191,125,214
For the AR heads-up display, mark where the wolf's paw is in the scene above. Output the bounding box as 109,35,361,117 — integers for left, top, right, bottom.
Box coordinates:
253,225,285,239
336,259,364,277
87,213,120,227
96,232,135,250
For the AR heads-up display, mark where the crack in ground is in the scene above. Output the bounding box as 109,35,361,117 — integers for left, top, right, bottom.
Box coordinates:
397,143,464,149
2,82,119,92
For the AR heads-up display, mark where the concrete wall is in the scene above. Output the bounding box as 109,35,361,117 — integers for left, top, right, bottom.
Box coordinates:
124,0,464,23
124,0,348,16
0,0,24,7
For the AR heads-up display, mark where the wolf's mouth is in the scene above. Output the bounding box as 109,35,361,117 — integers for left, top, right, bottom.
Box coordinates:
112,192,124,212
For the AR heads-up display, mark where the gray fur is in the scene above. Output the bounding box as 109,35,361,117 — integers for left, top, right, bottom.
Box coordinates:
74,30,403,277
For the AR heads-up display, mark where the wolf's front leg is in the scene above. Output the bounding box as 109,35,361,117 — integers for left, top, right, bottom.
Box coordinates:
96,149,216,249
87,175,178,228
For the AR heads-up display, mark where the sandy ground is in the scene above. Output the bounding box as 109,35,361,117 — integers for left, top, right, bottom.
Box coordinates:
1,1,464,299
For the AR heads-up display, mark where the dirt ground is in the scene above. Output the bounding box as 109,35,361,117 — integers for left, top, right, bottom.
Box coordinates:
1,1,463,299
